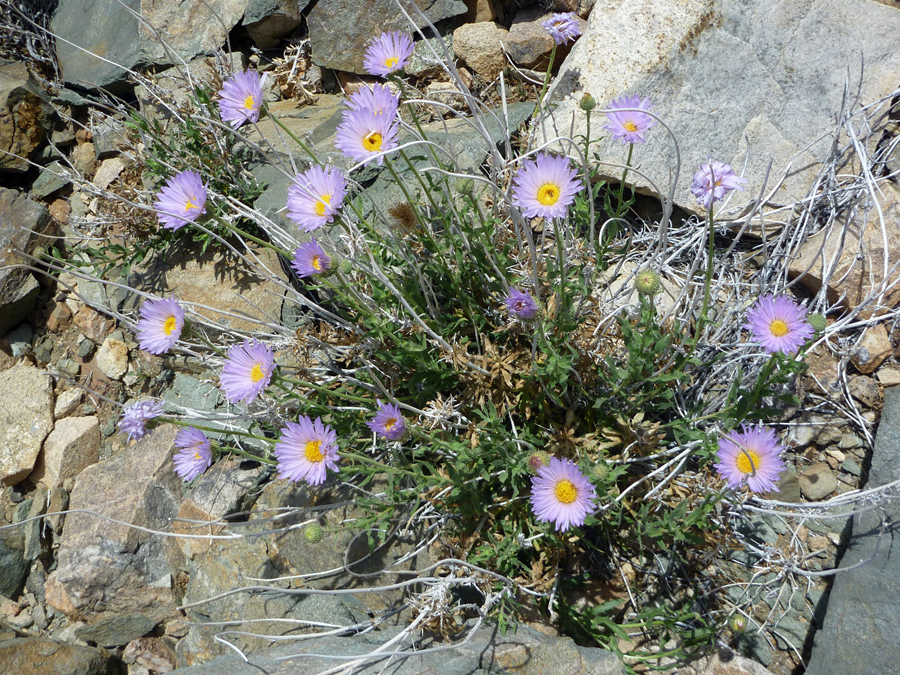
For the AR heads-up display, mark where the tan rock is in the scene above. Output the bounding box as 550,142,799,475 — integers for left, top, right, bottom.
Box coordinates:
791,190,900,314
73,305,114,344
70,141,96,178
453,22,509,81
97,336,129,380
0,363,53,485
29,416,100,489
54,388,83,419
674,652,776,674
798,462,838,501
851,324,892,374
0,62,52,173
463,0,503,23
92,157,125,190
877,367,900,387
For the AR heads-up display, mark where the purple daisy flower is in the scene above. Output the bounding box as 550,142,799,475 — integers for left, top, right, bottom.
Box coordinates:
153,170,207,231
135,296,185,355
363,32,414,78
346,83,400,118
744,295,814,355
714,424,786,494
530,457,597,532
603,95,657,144
542,12,582,46
505,289,539,320
274,415,340,486
220,339,275,404
118,400,164,442
291,239,331,278
367,402,407,441
287,165,348,233
172,427,213,481
690,160,747,209
512,153,582,221
335,106,399,167
218,69,266,130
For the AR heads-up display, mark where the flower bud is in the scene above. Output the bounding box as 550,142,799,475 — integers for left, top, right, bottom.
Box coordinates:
807,313,827,333
728,614,748,633
634,269,662,296
592,461,609,481
527,451,551,474
579,93,596,112
304,523,324,544
338,258,354,276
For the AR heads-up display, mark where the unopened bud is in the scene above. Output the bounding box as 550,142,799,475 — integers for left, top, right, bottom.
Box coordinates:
634,268,661,296
527,451,551,474
728,614,748,632
807,313,827,333
592,461,609,481
579,93,596,112
304,523,324,544
338,258,354,276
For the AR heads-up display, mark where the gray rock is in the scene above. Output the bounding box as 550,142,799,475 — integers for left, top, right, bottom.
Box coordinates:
21,489,47,561
308,0,467,74
840,458,861,477
0,188,52,335
57,358,81,379
0,526,27,598
542,0,900,215
675,652,775,675
243,0,308,50
0,636,118,675
169,619,623,674
797,463,837,501
406,36,454,79
0,61,53,173
0,363,54,486
806,386,900,675
74,613,156,648
44,426,184,624
7,323,32,357
771,609,809,651
732,629,772,667
161,373,221,414
52,0,251,91
31,161,72,198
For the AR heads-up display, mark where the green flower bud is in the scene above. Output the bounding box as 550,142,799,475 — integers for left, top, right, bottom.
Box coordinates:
592,461,609,481
634,268,662,296
728,614,748,633
579,93,597,112
527,451,551,474
338,258,354,276
304,523,324,544
807,313,827,333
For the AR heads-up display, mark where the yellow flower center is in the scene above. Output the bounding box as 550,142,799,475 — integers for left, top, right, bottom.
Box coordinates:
363,131,383,152
250,363,266,383
554,479,577,504
769,319,789,338
184,197,199,212
163,315,177,336
312,255,322,271
384,417,398,431
537,183,560,206
193,451,202,461
315,194,332,217
244,95,256,110
385,56,399,69
305,440,324,463
624,121,638,132
735,449,762,475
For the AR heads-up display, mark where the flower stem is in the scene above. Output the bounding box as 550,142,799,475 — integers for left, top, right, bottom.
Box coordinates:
534,43,558,118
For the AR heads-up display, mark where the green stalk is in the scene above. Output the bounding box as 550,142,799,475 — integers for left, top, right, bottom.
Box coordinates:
267,108,321,165
533,42,558,118
208,214,292,258
614,142,634,219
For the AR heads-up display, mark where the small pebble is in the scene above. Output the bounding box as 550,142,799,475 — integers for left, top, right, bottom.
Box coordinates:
841,458,862,477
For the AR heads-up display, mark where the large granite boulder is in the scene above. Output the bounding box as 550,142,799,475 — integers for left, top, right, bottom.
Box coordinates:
0,61,52,173
44,426,185,624
308,0,467,74
0,363,54,486
52,0,251,91
542,0,900,216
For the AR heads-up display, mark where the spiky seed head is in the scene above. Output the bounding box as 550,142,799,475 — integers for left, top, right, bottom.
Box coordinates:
635,268,662,296
304,523,324,544
579,93,596,112
807,313,827,333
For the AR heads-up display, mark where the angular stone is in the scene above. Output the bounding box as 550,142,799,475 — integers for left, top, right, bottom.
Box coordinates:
0,188,52,334
44,426,184,624
0,61,52,173
54,388,83,419
31,160,72,198
462,0,502,23
52,0,252,91
174,459,258,558
542,0,900,215
30,416,100,489
74,613,156,648
73,305,114,344
308,0,467,74
850,324,892,374
243,0,307,50
798,462,838,501
0,637,117,675
406,36,454,79
128,241,288,333
0,526,27,598
806,390,900,673
92,157,125,190
505,10,555,69
0,363,54,486
97,336,129,380
122,636,176,673
674,652,776,675
848,375,882,409
452,21,508,80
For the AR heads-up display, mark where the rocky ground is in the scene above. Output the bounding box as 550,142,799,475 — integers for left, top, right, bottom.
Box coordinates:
2,0,900,674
